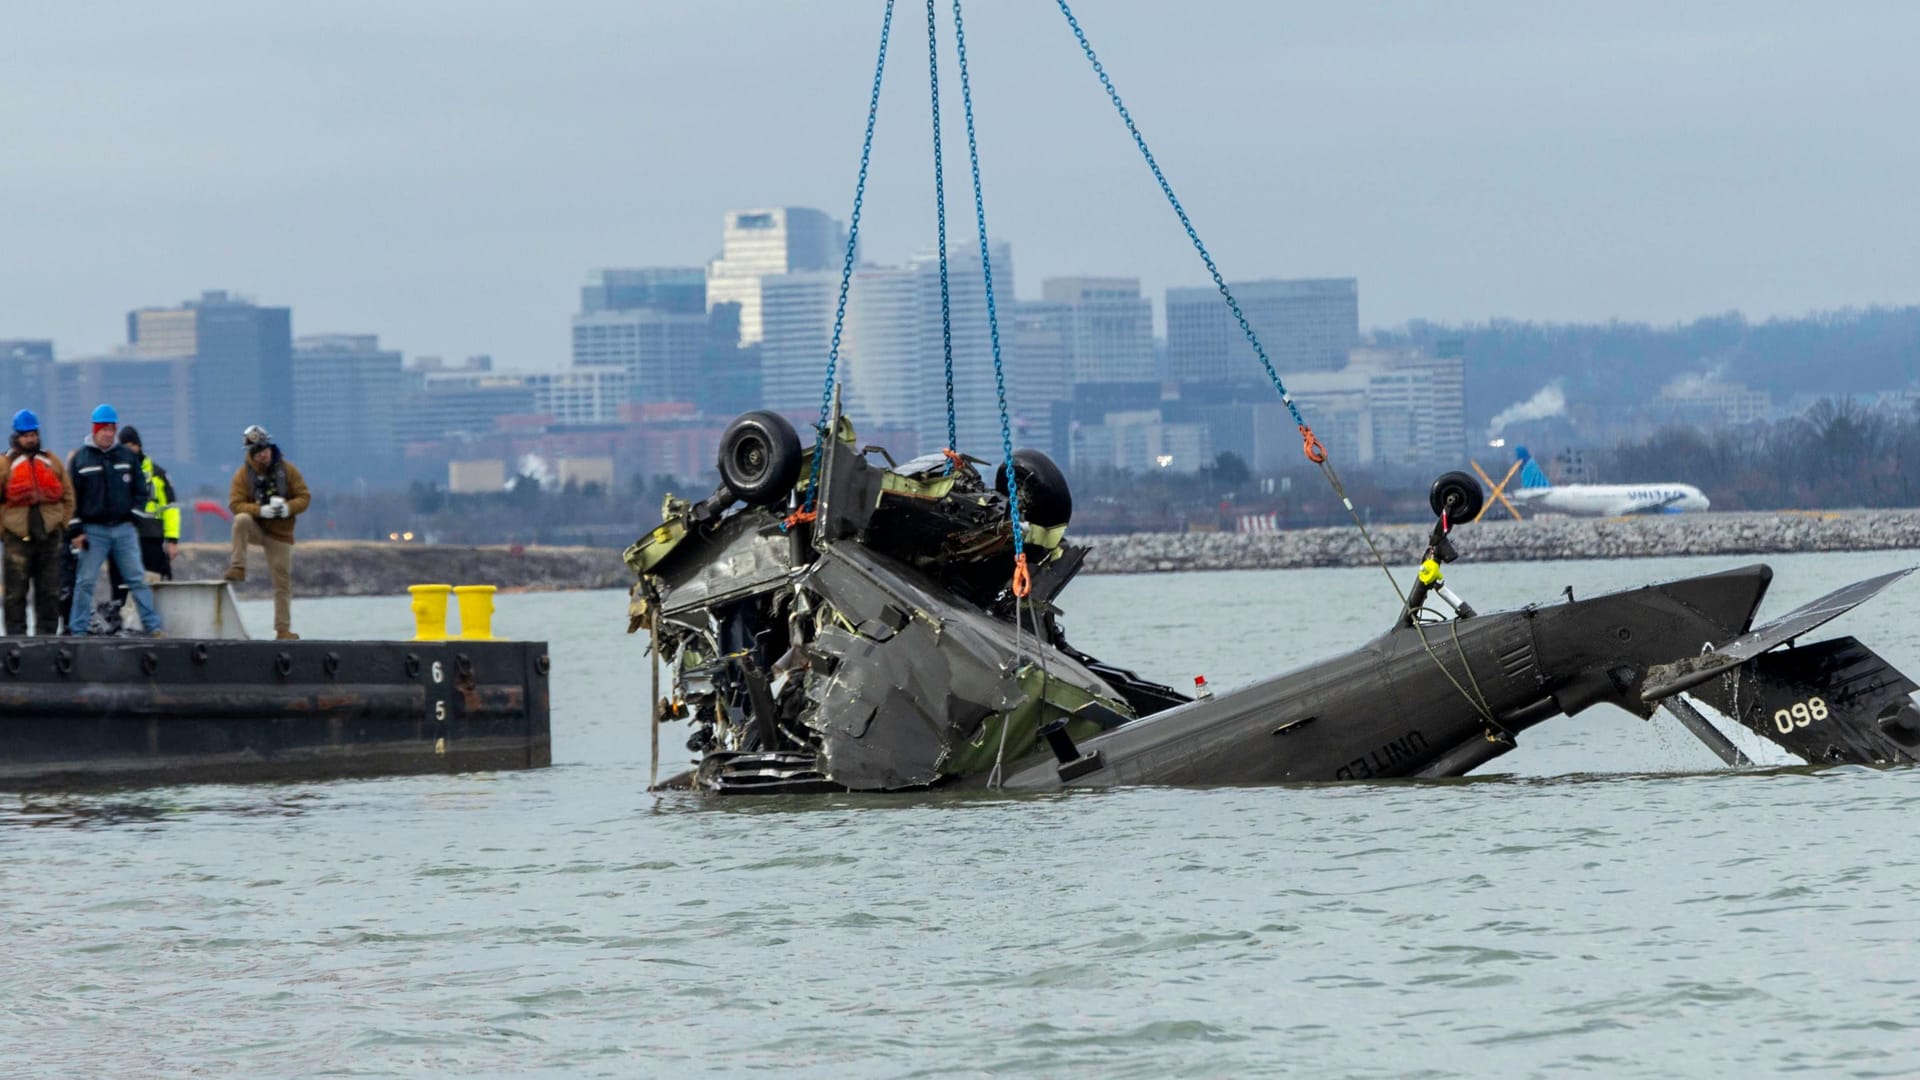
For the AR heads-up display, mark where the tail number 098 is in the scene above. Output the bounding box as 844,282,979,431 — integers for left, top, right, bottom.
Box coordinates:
1772,697,1829,735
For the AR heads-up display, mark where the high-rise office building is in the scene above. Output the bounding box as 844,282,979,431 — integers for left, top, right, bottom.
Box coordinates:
407,357,538,443
707,208,847,347
1070,410,1214,473
909,241,1014,456
1024,276,1162,471
761,263,935,448
1007,302,1074,456
756,241,1019,456
701,303,762,419
757,271,841,421
572,267,712,408
840,266,922,436
1039,277,1155,384
1349,348,1466,467
293,334,404,484
49,354,197,466
524,368,635,426
1167,277,1358,385
128,290,293,465
571,309,708,406
580,268,705,316
1245,346,1464,469
124,310,197,359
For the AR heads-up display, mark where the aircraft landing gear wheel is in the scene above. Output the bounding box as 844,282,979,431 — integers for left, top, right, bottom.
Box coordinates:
1429,471,1485,524
717,411,802,507
996,449,1073,529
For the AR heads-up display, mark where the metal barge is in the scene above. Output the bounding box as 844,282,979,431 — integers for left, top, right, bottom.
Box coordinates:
0,586,550,790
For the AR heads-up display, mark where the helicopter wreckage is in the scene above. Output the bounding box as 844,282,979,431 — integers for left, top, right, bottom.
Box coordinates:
624,407,1920,795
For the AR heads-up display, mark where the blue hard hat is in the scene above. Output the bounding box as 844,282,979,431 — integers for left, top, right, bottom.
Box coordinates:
91,403,119,425
10,409,38,433
1513,444,1531,461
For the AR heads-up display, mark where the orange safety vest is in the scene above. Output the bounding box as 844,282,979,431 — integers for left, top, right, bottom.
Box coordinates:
5,452,64,506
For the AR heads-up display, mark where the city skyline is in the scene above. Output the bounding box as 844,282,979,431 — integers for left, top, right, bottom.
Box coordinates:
8,2,1920,368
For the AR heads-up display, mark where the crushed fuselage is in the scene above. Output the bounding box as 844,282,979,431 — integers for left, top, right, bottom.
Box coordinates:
627,412,1920,792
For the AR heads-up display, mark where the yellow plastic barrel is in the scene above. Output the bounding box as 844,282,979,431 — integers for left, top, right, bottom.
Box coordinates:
454,585,497,640
408,584,454,641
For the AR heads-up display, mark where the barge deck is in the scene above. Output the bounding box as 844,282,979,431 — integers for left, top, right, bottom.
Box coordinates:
0,637,550,789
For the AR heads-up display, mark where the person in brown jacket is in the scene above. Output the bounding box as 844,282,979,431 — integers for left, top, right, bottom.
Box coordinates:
224,424,311,640
2,410,76,635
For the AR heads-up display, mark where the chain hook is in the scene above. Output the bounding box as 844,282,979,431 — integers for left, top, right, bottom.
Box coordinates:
1299,425,1327,464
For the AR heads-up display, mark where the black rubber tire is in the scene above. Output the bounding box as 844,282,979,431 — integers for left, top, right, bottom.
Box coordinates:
995,448,1073,529
1429,470,1485,523
716,411,802,506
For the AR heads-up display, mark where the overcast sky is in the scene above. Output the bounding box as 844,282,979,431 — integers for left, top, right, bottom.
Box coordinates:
6,1,1918,370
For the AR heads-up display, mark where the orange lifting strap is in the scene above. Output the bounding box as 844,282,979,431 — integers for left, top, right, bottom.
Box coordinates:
1011,552,1032,599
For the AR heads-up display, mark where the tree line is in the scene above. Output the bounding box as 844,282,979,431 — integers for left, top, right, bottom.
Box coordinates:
1601,397,1920,510
1375,307,1920,429
191,395,1920,548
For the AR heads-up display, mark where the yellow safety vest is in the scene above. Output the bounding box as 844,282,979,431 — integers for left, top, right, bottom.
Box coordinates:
138,457,180,541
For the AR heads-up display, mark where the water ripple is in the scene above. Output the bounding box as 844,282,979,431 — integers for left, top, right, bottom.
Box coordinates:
3,559,1919,1076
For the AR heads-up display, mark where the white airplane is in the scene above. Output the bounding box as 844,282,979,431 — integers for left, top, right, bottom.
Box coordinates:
1504,446,1710,516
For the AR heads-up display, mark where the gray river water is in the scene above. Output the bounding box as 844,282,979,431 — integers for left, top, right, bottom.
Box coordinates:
4,551,1920,1077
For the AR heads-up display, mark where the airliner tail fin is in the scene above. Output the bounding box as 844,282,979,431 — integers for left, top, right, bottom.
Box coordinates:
1515,446,1551,489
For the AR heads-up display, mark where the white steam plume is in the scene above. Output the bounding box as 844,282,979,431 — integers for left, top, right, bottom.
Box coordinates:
515,452,555,490
1486,382,1567,441
1662,360,1730,397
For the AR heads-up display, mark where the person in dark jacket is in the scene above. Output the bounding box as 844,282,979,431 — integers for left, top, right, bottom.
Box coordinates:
107,425,180,612
66,404,163,636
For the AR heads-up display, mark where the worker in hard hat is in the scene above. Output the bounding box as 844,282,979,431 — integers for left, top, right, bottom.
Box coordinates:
2,409,76,635
106,425,181,615
66,404,163,636
226,424,310,640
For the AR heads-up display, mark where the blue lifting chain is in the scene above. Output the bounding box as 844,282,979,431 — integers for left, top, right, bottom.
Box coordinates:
1053,0,1419,604
951,0,1030,596
1053,0,1327,469
798,0,897,524
926,0,959,470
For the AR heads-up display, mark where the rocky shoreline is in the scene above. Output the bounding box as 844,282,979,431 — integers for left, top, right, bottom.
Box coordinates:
169,510,1920,598
1079,509,1920,574
172,541,630,600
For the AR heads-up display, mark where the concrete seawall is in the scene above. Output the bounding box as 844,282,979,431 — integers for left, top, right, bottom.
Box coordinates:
168,510,1920,597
